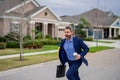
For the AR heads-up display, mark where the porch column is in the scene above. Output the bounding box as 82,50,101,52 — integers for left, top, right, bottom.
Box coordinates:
43,22,48,38
29,21,35,39
52,25,55,38
114,28,117,37
109,27,112,38
55,23,59,40
119,28,120,35
102,29,104,39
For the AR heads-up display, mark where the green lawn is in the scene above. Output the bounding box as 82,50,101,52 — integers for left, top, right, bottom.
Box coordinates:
89,46,114,53
0,46,114,71
0,45,58,56
0,53,58,71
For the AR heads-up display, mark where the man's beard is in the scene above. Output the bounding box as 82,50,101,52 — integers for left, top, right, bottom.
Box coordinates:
65,35,71,39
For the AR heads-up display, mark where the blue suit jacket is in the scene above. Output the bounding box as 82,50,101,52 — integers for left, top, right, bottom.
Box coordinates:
59,37,89,66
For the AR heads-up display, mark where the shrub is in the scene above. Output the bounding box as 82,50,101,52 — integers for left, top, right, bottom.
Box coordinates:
23,35,31,41
35,32,43,39
83,37,93,41
0,42,6,49
23,40,44,49
34,40,44,48
117,35,120,39
45,35,52,40
41,39,60,45
0,36,6,42
54,37,62,41
6,41,19,48
4,32,20,42
112,35,120,39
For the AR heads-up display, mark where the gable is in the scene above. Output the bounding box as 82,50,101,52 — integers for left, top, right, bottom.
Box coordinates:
112,19,120,27
0,0,23,15
31,7,61,21
9,1,37,15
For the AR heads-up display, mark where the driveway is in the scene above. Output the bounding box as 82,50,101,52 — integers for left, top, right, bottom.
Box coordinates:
0,48,120,80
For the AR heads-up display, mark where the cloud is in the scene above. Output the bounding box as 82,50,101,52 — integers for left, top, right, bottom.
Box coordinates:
37,0,120,16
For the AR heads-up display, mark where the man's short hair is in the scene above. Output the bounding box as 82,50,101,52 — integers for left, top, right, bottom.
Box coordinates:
65,26,73,32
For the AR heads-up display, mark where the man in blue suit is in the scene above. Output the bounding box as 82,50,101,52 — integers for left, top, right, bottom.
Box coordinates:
59,26,89,80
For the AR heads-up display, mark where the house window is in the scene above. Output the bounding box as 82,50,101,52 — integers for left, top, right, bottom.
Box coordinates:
10,23,20,32
88,29,93,36
117,22,120,26
44,12,48,16
59,29,64,31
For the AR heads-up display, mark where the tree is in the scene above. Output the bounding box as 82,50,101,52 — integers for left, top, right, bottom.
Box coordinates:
75,17,90,39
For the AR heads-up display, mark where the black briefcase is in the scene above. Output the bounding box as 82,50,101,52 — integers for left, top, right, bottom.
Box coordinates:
56,64,66,78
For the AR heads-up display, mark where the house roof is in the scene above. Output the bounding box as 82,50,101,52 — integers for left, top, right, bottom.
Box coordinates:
0,0,25,15
0,0,42,17
61,8,119,27
0,0,61,21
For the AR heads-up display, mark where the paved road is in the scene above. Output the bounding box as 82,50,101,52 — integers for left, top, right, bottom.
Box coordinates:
0,48,120,80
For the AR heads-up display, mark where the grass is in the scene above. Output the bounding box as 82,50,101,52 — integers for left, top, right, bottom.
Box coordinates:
0,53,58,71
0,45,58,56
0,46,114,71
89,46,114,53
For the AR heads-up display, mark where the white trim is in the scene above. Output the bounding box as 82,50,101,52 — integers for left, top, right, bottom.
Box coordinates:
111,18,120,28
30,6,47,17
108,12,113,16
58,26,65,29
30,6,61,21
5,0,39,13
59,21,71,24
29,20,35,24
33,18,59,22
31,0,39,7
0,16,27,20
11,21,20,24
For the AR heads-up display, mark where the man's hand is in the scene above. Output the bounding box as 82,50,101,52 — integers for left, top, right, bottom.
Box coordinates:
73,52,81,60
75,54,81,60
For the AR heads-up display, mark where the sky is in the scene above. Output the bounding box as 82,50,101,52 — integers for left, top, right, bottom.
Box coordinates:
37,0,120,17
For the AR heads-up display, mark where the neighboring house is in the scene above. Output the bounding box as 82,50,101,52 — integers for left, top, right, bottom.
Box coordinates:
0,0,69,39
61,9,120,39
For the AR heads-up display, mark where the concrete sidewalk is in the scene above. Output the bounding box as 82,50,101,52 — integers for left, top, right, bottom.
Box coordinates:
0,50,58,59
0,48,120,80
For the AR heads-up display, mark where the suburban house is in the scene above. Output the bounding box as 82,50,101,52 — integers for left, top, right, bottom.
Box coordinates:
0,0,70,39
1,0,120,39
61,9,120,39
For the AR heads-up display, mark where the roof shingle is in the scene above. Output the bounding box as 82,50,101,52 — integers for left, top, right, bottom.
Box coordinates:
61,8,119,27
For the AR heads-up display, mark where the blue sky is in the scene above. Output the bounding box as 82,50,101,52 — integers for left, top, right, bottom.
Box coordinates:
37,0,120,16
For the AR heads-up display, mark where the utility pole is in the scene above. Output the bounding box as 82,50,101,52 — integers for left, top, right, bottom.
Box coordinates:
96,0,100,47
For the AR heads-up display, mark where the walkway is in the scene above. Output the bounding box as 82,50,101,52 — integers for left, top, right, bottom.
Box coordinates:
0,50,58,59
